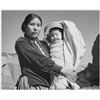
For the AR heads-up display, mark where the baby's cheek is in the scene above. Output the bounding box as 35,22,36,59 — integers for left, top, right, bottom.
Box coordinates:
51,37,54,41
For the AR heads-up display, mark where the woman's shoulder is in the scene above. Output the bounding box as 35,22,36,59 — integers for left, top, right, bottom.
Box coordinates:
15,37,30,47
16,37,28,43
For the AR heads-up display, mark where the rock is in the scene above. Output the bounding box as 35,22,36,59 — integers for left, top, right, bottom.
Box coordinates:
76,34,99,88
2,64,15,89
1,53,21,89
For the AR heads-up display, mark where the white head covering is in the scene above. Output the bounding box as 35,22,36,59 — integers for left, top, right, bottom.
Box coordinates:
44,20,86,70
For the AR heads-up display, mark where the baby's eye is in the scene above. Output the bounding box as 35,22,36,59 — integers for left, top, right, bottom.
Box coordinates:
51,34,54,37
51,36,53,38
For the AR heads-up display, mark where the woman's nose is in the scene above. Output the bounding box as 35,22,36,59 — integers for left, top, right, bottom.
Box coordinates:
33,26,38,31
34,28,37,32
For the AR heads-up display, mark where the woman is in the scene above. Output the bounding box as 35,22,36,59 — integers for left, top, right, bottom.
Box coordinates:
15,13,74,90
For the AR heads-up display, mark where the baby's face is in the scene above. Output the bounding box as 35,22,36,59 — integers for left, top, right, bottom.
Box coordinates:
49,30,62,43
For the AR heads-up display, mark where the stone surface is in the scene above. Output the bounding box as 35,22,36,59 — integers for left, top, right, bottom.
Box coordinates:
76,34,99,89
1,53,21,89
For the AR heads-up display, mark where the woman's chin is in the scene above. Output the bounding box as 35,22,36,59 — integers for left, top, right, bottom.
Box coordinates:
32,34,39,39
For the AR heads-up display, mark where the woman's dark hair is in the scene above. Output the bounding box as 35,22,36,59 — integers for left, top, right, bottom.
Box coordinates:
21,13,42,33
46,27,63,43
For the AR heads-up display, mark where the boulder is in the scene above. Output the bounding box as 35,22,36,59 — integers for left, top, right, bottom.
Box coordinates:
76,34,99,89
1,53,21,89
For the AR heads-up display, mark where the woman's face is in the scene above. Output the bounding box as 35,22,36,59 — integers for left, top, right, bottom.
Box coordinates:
49,30,62,43
26,17,42,39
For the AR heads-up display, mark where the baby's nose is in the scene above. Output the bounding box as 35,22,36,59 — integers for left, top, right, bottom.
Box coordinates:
54,35,57,38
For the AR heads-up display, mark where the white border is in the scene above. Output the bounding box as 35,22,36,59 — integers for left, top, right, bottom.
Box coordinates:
0,0,100,10
0,0,100,100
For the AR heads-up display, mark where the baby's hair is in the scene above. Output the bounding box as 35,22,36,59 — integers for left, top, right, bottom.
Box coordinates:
46,27,63,43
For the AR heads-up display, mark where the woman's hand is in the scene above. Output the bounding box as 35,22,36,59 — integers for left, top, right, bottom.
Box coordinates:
61,68,77,82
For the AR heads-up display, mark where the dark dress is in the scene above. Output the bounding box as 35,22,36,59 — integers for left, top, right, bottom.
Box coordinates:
15,36,62,89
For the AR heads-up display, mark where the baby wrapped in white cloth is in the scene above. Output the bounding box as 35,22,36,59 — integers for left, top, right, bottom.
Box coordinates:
44,21,86,89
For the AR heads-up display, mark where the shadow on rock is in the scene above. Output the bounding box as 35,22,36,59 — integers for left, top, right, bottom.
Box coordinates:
76,34,99,89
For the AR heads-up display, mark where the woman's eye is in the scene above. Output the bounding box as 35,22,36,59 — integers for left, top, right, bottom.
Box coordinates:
37,24,41,27
29,23,35,26
51,35,54,37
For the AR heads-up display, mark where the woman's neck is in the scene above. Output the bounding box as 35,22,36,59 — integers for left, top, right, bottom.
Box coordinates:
24,33,38,41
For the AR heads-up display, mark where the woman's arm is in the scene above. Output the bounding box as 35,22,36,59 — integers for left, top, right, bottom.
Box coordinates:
15,40,62,74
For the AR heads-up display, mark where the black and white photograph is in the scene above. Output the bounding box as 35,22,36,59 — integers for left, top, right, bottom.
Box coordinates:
0,0,100,100
1,10,99,90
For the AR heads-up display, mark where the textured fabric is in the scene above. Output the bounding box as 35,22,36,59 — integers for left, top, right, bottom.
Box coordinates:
30,86,49,90
16,76,49,90
49,40,80,89
50,40,64,67
50,75,80,90
15,37,62,88
35,39,49,57
63,21,86,70
49,41,80,89
44,20,86,70
44,20,86,89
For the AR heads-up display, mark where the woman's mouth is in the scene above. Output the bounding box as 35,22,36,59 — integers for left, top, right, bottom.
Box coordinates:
31,32,38,35
31,32,39,38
